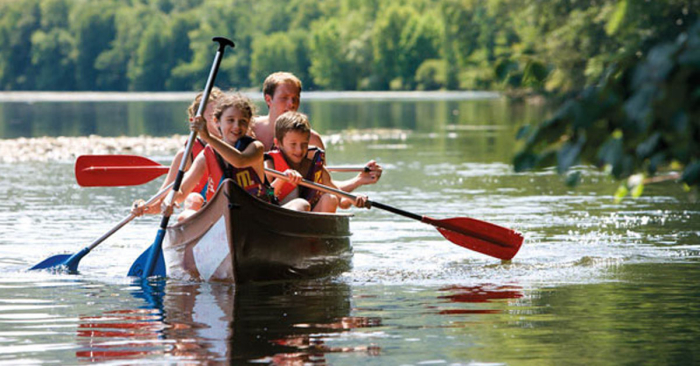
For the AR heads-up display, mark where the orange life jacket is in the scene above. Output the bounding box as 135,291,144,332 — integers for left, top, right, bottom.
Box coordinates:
266,147,325,208
202,136,273,203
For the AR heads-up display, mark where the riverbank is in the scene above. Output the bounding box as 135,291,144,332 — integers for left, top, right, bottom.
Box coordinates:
0,90,500,103
0,130,409,163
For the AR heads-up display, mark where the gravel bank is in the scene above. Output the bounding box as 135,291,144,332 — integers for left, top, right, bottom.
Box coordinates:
0,129,409,163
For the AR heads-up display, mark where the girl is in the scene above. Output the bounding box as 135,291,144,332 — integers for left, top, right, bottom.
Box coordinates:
132,88,224,216
172,93,272,221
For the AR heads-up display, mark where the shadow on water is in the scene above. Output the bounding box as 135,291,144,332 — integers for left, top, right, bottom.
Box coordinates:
75,279,381,364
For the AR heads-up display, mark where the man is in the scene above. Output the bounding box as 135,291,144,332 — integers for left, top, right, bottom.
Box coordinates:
252,72,382,193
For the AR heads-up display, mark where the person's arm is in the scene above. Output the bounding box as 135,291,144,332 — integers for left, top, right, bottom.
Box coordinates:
132,148,185,216
310,131,383,192
309,129,325,150
332,160,383,193
159,148,184,190
319,167,367,208
264,159,302,197
194,116,263,168
173,153,207,205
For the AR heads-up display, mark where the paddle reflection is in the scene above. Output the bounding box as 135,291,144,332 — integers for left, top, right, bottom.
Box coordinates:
75,280,168,362
434,284,523,315
76,279,381,364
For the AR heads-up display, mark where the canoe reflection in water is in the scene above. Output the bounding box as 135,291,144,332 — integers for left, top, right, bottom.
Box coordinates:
76,279,381,364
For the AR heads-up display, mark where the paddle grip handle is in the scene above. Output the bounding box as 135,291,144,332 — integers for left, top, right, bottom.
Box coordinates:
173,37,233,195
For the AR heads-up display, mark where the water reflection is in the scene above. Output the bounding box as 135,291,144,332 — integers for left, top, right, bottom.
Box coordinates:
435,284,523,315
75,279,381,364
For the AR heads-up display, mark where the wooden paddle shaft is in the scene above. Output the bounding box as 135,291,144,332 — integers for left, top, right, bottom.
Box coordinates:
86,183,174,252
265,168,421,218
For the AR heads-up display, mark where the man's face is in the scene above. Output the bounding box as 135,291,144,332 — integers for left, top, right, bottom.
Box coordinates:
265,82,300,119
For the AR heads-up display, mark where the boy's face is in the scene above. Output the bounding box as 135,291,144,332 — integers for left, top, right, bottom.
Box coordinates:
265,82,300,119
217,107,249,145
277,130,310,165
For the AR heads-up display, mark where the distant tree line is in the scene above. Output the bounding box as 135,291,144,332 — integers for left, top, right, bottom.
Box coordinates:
0,0,696,94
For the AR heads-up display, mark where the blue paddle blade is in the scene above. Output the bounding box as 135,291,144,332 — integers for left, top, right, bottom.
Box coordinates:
29,254,73,271
28,247,90,273
128,230,166,278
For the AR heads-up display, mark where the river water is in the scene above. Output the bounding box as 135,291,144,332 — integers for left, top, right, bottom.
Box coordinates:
0,93,698,365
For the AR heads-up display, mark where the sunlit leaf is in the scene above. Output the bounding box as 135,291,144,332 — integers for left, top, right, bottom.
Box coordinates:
605,0,628,36
630,182,644,198
614,184,628,203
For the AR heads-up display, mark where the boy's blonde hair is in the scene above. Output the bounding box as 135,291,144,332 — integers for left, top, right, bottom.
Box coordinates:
263,72,302,98
275,111,310,143
213,93,257,123
187,87,224,119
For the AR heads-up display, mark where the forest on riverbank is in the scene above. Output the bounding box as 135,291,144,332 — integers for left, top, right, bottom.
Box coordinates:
0,0,696,95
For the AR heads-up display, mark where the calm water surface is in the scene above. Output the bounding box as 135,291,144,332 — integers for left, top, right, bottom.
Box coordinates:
0,93,699,365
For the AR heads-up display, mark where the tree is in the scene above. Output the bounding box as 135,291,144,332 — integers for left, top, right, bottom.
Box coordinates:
249,32,309,88
71,2,117,90
31,29,75,90
514,21,700,199
0,0,41,90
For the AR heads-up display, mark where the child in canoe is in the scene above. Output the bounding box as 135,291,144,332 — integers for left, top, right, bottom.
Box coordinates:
171,92,274,221
132,88,224,216
265,111,368,213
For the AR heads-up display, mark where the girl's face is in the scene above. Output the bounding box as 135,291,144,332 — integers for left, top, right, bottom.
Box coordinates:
277,130,309,166
217,107,249,145
204,101,222,138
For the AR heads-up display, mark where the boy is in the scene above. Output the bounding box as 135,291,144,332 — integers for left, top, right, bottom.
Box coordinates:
265,111,367,213
253,72,382,196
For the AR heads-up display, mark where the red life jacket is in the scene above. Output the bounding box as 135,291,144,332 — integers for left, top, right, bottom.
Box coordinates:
202,136,273,203
188,138,208,197
266,147,325,208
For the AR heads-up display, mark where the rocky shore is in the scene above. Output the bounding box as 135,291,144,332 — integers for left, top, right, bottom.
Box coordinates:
0,129,409,163
0,135,186,163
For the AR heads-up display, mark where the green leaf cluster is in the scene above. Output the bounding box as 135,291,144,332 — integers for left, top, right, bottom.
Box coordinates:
515,20,700,190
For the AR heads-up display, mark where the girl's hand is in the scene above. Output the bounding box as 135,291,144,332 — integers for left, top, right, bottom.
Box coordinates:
283,169,303,186
132,199,147,216
132,198,163,216
160,194,181,217
190,116,210,139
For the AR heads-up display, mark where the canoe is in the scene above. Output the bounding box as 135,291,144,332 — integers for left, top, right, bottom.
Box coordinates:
162,179,353,283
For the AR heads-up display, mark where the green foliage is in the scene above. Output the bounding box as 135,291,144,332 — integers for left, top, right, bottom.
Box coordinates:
515,21,700,188
0,0,697,94
415,59,446,90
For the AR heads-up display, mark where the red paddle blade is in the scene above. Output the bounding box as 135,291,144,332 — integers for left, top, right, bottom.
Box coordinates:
75,155,168,187
424,217,524,260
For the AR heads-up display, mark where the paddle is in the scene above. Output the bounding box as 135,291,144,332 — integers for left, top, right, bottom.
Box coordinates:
28,183,173,273
75,155,168,187
128,36,235,279
265,168,524,260
75,154,368,187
